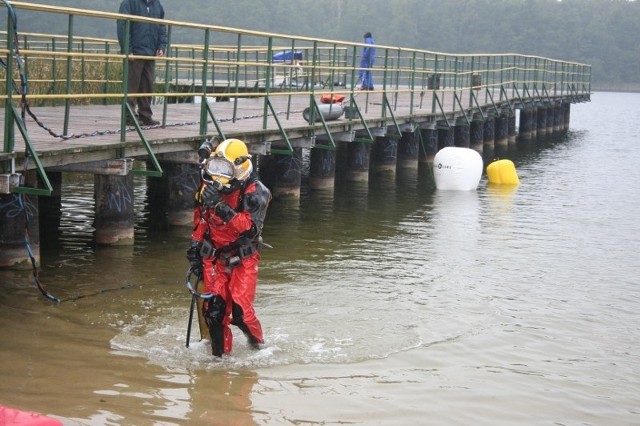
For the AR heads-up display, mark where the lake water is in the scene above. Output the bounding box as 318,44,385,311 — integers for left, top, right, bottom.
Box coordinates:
1,91,639,425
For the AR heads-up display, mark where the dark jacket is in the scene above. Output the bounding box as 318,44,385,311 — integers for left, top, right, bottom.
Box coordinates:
117,0,167,56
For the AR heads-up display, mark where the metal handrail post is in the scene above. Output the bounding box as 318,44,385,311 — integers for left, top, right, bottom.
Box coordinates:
80,39,86,95
102,41,110,104
198,29,210,135
262,37,274,130
232,33,242,121
161,25,172,125
120,19,131,142
431,54,439,114
409,51,416,116
382,49,389,118
63,14,73,136
392,48,400,108
3,12,15,159
469,55,475,108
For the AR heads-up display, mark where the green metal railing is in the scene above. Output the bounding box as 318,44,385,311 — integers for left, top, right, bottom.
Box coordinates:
1,1,591,195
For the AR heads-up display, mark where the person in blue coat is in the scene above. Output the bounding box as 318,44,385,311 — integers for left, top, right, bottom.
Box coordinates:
117,0,167,126
358,32,376,90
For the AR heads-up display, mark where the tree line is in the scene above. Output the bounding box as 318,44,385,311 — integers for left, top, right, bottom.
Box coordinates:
13,0,640,90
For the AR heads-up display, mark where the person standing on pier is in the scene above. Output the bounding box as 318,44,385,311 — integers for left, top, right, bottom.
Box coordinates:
358,32,376,90
187,139,272,357
117,0,167,126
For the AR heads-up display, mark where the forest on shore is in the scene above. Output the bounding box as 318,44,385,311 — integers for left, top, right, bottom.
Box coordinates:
13,0,640,90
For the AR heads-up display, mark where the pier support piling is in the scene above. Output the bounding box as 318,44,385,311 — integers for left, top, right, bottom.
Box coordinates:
345,139,371,182
552,103,562,133
38,171,62,244
470,113,484,153
418,123,438,166
519,108,533,140
563,102,571,130
309,143,336,190
94,172,135,245
437,120,454,151
397,131,418,170
508,113,517,144
164,162,200,226
0,172,40,268
454,117,470,149
495,113,509,148
372,135,398,175
537,105,547,137
269,148,303,199
483,114,495,147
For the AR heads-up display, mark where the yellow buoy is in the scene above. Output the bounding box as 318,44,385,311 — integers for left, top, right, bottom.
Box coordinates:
486,159,520,185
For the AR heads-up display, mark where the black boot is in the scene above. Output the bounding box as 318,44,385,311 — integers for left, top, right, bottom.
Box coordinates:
204,296,226,357
231,303,263,350
208,323,225,357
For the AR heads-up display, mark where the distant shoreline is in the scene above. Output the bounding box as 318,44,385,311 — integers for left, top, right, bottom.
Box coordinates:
592,86,640,94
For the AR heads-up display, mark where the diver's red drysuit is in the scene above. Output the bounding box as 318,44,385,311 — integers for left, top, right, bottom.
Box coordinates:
190,175,271,356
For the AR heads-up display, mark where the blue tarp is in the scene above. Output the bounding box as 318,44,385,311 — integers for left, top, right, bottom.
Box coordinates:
272,50,303,62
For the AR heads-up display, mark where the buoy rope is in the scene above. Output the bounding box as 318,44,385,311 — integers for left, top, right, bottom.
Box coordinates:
16,187,61,303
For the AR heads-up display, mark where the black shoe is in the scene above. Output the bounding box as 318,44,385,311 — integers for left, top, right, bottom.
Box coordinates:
125,116,136,126
247,336,264,350
140,117,160,126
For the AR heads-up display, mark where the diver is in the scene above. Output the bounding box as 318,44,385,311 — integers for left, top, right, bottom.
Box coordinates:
187,138,271,357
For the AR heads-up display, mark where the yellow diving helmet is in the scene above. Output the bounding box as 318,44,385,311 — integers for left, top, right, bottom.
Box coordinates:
202,138,253,190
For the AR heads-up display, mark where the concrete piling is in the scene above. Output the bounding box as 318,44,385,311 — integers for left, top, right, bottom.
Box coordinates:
94,172,135,245
454,117,470,149
397,131,419,170
418,123,438,165
309,143,336,190
372,135,398,175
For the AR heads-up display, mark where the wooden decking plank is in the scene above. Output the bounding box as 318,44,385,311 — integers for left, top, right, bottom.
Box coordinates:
1,90,518,170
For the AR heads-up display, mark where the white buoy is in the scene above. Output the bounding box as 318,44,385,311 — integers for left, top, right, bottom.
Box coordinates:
433,147,483,191
303,104,344,122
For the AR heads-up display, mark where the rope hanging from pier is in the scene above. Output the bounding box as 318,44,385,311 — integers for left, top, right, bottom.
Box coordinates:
2,0,61,303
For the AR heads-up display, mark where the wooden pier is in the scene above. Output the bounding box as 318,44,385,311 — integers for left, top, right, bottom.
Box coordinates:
0,1,591,268
0,89,585,168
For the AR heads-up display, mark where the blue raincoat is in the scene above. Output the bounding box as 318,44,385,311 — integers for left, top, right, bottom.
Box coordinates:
359,34,376,90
